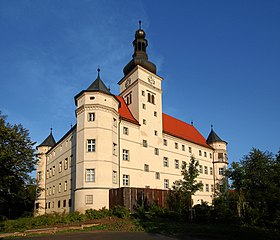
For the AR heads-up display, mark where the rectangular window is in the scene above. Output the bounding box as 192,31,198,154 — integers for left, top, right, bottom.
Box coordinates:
49,168,52,178
199,150,202,156
125,93,132,105
64,181,67,191
210,167,213,175
49,187,52,195
63,200,66,207
113,118,117,127
52,167,55,176
88,112,95,121
218,153,224,161
123,127,129,135
210,153,212,159
52,186,55,195
147,92,155,104
189,147,192,153
175,159,179,169
123,174,129,186
58,183,61,193
211,184,214,192
46,170,49,179
154,111,157,117
204,152,207,157
142,103,146,109
144,164,149,172
37,171,42,181
175,142,178,149
154,130,158,136
154,148,159,155
204,166,208,174
123,149,129,161
155,172,160,179
112,170,117,184
58,200,61,208
163,139,167,146
87,139,96,152
113,143,117,156
199,165,203,173
64,158,68,170
85,195,93,205
163,157,169,167
164,179,169,189
86,169,95,182
143,119,147,125
143,139,148,147
182,145,185,151
206,184,209,192
219,168,224,175
59,162,62,173
182,161,186,168
142,90,145,96
200,181,203,192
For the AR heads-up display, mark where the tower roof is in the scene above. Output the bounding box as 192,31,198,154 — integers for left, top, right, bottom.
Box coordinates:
206,128,225,144
37,129,56,148
87,68,111,93
123,21,157,76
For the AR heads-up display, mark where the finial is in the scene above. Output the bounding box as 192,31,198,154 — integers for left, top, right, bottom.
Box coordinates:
191,121,194,126
97,66,100,77
139,20,142,30
50,128,53,134
70,123,72,128
211,124,213,130
108,85,111,92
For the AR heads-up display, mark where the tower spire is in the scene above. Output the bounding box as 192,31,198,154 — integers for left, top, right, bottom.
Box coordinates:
123,21,157,76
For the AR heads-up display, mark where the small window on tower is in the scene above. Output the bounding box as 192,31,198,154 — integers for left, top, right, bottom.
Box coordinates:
125,93,132,105
88,113,95,121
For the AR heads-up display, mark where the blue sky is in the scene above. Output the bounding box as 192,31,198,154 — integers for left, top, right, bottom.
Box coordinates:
0,0,279,165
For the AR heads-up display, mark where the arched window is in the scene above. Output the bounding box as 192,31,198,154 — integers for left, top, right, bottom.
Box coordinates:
147,93,151,103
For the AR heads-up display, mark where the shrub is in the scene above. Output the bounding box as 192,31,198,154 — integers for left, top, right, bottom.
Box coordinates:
85,207,112,220
112,205,130,219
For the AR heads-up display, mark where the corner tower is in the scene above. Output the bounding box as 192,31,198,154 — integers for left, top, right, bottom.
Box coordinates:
74,69,120,212
206,126,228,192
35,129,56,215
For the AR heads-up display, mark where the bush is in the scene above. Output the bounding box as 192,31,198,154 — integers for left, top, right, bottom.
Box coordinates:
85,207,112,220
112,205,130,219
193,201,212,223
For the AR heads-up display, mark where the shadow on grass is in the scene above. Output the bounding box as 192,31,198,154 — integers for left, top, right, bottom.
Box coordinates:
133,214,280,240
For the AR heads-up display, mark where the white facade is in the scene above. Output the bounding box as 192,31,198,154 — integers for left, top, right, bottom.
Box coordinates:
35,26,228,215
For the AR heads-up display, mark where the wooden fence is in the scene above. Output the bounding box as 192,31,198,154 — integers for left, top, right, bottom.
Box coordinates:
109,187,169,210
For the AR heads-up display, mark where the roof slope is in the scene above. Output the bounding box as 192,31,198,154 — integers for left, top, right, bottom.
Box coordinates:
206,129,225,144
38,131,56,148
162,113,211,148
87,73,110,94
116,96,139,125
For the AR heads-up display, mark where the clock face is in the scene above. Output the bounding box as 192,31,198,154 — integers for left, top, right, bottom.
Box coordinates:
148,75,155,85
125,78,131,88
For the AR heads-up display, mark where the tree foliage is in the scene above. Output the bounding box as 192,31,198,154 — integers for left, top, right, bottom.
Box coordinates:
167,156,203,214
221,148,280,229
0,112,36,219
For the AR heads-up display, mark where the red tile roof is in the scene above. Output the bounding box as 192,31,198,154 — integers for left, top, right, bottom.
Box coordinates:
116,95,210,149
116,96,139,125
162,113,211,149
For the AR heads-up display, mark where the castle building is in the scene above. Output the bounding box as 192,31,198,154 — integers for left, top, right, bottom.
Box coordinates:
35,24,228,215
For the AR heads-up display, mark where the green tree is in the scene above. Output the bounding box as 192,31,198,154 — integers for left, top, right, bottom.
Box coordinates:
226,148,280,228
0,112,36,219
167,156,203,215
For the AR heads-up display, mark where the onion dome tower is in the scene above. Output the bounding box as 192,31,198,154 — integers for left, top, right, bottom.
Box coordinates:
123,21,157,76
